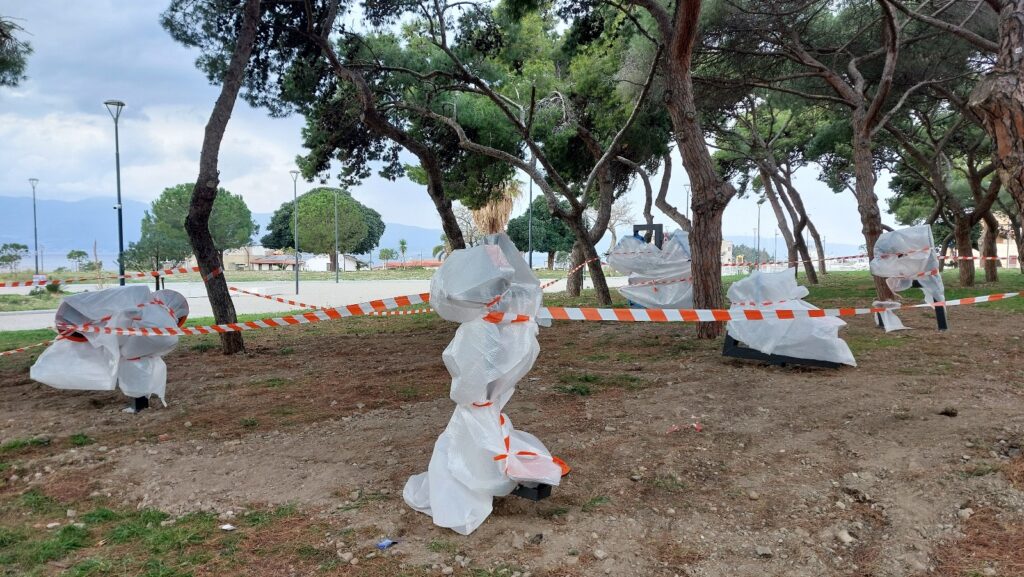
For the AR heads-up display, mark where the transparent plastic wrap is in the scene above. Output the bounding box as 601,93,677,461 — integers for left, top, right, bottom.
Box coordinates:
607,230,693,308
404,233,566,535
30,285,188,405
726,269,856,366
869,225,945,303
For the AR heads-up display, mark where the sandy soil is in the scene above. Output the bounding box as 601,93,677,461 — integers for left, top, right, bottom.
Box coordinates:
2,306,1023,576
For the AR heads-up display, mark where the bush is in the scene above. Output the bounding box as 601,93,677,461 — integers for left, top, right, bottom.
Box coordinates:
45,283,62,294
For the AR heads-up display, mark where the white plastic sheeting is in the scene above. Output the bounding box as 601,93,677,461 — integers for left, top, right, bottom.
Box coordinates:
727,269,856,366
30,286,189,405
404,233,567,535
869,225,945,303
607,230,693,308
868,225,944,331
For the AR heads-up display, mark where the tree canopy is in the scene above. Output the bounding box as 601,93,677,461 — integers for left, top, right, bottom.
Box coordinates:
261,187,384,256
123,183,258,271
0,16,31,87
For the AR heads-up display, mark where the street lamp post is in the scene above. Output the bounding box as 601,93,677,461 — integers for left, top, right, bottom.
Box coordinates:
334,188,340,283
290,170,300,294
756,197,765,268
773,230,778,264
28,178,39,274
104,100,126,285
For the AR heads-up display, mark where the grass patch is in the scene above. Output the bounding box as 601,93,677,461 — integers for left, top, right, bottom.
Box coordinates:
69,433,95,447
0,436,50,454
427,538,459,555
19,489,60,514
278,346,295,355
649,474,687,493
241,503,297,527
239,417,259,428
189,340,217,352
581,495,610,512
0,524,90,568
0,291,66,313
259,377,289,389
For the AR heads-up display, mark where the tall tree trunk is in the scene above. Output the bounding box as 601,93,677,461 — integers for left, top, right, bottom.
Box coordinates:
851,117,895,300
938,233,952,270
981,210,1000,282
758,167,796,268
970,1,1024,240
666,71,734,338
184,0,261,355
807,219,827,276
547,251,555,270
770,172,817,283
566,241,585,297
952,216,976,287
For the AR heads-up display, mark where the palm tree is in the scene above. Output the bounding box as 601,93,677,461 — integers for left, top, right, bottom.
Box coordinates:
432,234,450,260
471,180,522,235
398,239,408,267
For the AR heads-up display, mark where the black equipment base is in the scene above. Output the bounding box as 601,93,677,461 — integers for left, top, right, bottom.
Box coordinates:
722,333,842,369
131,396,150,412
511,483,552,501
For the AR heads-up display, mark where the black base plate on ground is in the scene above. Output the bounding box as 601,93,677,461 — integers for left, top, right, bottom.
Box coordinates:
131,396,150,412
511,484,552,501
722,333,841,369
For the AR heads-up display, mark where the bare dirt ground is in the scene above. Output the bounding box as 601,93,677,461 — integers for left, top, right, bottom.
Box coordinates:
2,306,1023,576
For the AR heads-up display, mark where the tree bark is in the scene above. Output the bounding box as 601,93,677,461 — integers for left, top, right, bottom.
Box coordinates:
806,219,827,276
952,217,976,287
770,171,817,282
981,210,1000,281
547,251,555,270
969,1,1024,241
666,55,734,337
184,0,261,355
758,167,796,267
566,241,585,296
851,114,896,300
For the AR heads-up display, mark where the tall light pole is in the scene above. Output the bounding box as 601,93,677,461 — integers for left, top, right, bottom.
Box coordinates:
334,187,340,283
684,183,691,221
28,178,39,274
756,197,765,268
104,99,126,285
290,170,300,294
773,229,778,264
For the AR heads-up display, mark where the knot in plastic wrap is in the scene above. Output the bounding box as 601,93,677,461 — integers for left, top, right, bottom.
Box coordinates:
430,233,542,324
607,230,694,309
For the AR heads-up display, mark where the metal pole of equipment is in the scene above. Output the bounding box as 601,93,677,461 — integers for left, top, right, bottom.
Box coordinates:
334,188,339,283
104,100,126,285
29,178,39,274
290,170,300,294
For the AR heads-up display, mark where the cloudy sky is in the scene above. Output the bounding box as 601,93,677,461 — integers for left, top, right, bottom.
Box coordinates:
1,1,897,248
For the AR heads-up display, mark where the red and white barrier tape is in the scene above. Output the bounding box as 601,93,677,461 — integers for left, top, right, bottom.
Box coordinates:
228,286,323,310
58,292,431,337
477,290,1023,324
0,337,61,357
0,267,222,288
539,257,600,290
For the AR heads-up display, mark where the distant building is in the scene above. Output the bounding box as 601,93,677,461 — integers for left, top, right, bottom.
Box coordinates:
305,253,370,272
251,253,303,271
720,240,734,263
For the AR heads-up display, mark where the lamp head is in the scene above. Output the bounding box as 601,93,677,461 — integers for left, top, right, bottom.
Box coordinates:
104,99,125,120
289,170,300,182
28,178,39,188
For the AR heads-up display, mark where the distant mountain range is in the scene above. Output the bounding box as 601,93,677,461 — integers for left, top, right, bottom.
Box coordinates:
0,195,446,269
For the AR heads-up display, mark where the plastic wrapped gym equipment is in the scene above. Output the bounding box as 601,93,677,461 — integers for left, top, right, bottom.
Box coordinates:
868,225,945,331
607,230,693,308
403,233,568,535
30,286,189,405
726,268,856,366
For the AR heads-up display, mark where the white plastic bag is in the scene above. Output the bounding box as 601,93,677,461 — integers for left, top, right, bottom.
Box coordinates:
727,269,856,366
404,233,566,535
607,230,693,308
30,285,188,405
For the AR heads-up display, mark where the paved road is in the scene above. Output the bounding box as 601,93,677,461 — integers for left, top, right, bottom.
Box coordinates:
0,277,628,331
